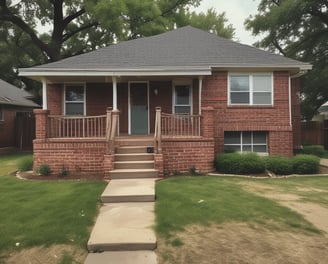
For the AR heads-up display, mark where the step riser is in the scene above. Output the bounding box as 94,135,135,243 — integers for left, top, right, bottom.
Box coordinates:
110,171,158,179
101,195,155,203
114,162,154,170
115,155,154,161
117,141,154,147
116,147,150,154
88,243,156,252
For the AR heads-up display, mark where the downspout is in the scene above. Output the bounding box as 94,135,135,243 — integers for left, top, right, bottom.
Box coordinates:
42,78,47,110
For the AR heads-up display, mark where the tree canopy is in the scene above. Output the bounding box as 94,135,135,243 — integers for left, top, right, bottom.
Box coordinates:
245,0,328,120
0,0,234,100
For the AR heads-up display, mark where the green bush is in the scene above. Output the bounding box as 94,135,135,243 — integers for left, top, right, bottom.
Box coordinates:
17,156,33,171
215,153,265,174
37,164,51,176
302,145,326,157
264,156,294,175
293,154,320,174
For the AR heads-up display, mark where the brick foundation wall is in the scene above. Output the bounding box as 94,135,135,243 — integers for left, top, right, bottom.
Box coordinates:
202,71,294,156
33,139,107,176
162,138,215,175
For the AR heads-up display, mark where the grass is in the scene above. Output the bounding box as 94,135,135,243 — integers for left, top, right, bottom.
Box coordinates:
0,152,33,175
155,176,320,238
242,176,328,206
0,152,107,256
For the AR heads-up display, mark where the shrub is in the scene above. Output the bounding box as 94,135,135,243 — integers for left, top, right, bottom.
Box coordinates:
301,145,326,157
293,154,320,174
37,164,51,176
215,152,265,174
58,165,69,177
264,156,294,175
17,156,33,171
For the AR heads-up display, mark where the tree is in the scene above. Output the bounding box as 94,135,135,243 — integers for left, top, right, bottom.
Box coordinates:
0,0,235,101
245,0,328,120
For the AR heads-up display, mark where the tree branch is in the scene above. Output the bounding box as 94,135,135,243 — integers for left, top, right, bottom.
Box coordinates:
272,39,286,56
63,8,86,27
62,21,99,42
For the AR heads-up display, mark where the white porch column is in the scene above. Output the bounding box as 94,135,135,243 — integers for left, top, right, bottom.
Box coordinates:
42,78,47,110
112,76,118,110
198,76,203,115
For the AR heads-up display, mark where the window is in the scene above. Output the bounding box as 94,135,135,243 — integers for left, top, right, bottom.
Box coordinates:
224,131,268,154
0,106,3,121
229,74,272,105
65,84,85,115
173,84,192,114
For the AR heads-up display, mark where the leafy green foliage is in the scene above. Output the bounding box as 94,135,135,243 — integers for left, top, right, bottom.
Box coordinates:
301,145,327,158
293,154,320,174
245,0,328,120
17,155,33,172
214,153,265,174
37,164,51,176
264,155,294,175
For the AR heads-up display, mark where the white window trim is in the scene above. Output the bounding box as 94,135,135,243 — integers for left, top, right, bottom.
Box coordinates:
228,73,274,106
64,83,86,115
172,80,193,114
224,131,268,155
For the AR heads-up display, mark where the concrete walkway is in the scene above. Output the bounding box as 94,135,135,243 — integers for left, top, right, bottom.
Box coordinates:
85,178,158,264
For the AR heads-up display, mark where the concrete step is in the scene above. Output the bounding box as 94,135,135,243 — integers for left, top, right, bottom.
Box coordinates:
116,146,154,154
85,251,157,264
114,161,154,170
101,178,156,203
110,169,158,179
87,202,156,252
115,153,154,162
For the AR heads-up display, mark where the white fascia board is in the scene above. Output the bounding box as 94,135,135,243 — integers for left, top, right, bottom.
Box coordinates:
18,67,212,77
211,63,312,71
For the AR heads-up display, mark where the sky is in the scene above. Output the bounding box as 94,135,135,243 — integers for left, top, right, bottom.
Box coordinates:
194,0,262,45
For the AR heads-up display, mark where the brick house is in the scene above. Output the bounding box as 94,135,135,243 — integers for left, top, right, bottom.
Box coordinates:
0,79,39,152
19,26,311,177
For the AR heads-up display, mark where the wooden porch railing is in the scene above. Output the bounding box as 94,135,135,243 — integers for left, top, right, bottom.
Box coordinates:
47,114,107,138
154,107,162,154
106,108,119,154
161,112,201,137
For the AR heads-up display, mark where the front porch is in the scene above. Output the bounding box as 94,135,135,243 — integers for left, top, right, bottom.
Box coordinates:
33,106,215,178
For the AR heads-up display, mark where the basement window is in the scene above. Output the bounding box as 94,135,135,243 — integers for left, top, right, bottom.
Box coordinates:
224,131,268,154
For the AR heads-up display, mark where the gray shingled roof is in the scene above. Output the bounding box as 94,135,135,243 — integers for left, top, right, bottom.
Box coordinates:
20,26,310,73
0,79,39,107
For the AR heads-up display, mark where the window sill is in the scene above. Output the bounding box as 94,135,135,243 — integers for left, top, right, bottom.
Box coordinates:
227,105,274,109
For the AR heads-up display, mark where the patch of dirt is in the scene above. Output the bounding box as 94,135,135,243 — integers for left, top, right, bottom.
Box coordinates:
17,170,104,181
3,244,86,264
157,223,328,264
241,182,328,235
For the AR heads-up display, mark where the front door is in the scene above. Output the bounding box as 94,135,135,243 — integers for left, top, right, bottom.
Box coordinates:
129,82,149,135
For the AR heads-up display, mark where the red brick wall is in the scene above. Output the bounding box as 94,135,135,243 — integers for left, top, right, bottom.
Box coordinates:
162,138,215,174
86,83,112,115
202,71,294,156
33,139,107,175
47,83,63,115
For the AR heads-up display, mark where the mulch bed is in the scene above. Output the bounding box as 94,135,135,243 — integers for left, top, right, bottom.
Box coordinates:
16,171,105,181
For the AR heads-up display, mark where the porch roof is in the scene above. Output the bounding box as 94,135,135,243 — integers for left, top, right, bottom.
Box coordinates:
19,26,311,79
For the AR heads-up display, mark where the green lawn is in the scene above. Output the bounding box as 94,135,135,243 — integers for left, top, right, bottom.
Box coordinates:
0,152,32,175
155,176,322,239
0,153,106,258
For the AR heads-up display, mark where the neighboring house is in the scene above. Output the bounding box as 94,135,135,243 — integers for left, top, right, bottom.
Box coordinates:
19,26,311,177
0,79,39,150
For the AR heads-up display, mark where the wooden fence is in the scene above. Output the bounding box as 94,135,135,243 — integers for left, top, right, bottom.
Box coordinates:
15,111,35,149
301,120,328,149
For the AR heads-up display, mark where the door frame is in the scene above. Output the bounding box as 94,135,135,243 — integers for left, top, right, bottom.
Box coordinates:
128,81,150,135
